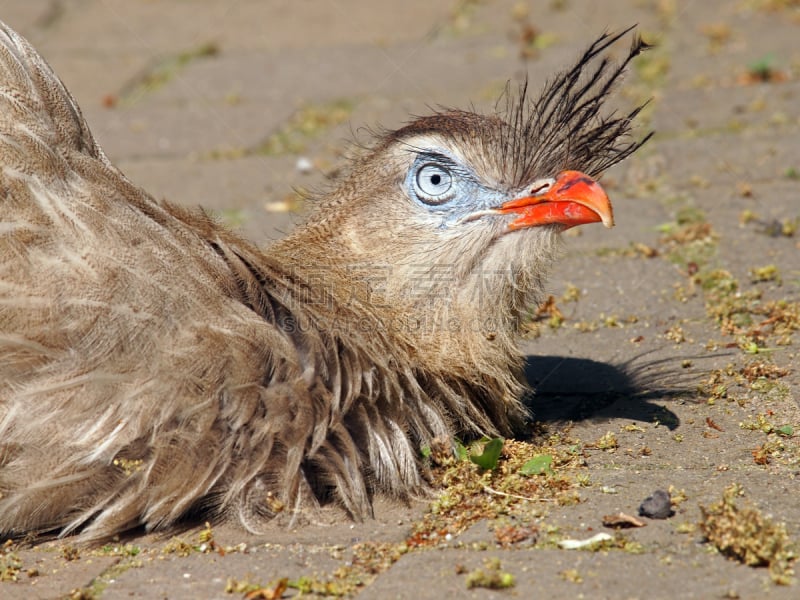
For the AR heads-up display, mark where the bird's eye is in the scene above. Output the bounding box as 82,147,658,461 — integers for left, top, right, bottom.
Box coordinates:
414,163,454,204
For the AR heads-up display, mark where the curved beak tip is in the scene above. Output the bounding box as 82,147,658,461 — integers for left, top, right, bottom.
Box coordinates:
499,170,614,231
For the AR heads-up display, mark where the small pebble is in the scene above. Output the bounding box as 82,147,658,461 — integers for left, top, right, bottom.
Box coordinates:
639,489,672,519
296,156,313,174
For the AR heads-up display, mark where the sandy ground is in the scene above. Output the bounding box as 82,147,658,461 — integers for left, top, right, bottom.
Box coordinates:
1,1,799,598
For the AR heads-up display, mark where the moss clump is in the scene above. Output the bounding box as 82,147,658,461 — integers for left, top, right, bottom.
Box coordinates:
465,557,515,589
117,42,219,106
254,99,354,156
699,483,797,584
0,540,22,582
750,264,780,283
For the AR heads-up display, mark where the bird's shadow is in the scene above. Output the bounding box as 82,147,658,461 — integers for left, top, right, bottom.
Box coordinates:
522,351,708,430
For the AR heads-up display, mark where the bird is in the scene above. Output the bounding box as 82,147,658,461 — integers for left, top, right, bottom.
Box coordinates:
0,21,649,542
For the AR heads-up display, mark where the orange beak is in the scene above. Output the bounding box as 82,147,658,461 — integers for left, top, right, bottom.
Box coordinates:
498,170,614,231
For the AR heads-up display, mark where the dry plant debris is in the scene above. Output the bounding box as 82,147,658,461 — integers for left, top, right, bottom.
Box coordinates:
0,540,21,582
602,513,647,528
464,557,515,589
699,483,797,584
254,100,354,157
408,436,585,548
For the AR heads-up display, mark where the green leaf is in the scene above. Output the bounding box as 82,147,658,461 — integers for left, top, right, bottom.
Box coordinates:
777,425,794,437
520,454,553,476
469,437,504,470
455,439,469,461
656,222,675,234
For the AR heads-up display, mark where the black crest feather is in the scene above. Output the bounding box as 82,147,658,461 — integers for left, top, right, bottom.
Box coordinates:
500,26,653,185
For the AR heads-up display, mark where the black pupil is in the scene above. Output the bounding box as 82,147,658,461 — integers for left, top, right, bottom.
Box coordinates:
430,173,441,186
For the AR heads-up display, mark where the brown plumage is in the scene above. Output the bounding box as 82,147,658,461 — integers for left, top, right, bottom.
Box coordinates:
0,22,649,541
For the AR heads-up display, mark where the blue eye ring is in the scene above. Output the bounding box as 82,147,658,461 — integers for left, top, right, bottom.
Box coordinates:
414,163,455,205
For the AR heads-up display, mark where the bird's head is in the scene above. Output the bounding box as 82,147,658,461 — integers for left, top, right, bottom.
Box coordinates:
279,30,651,361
